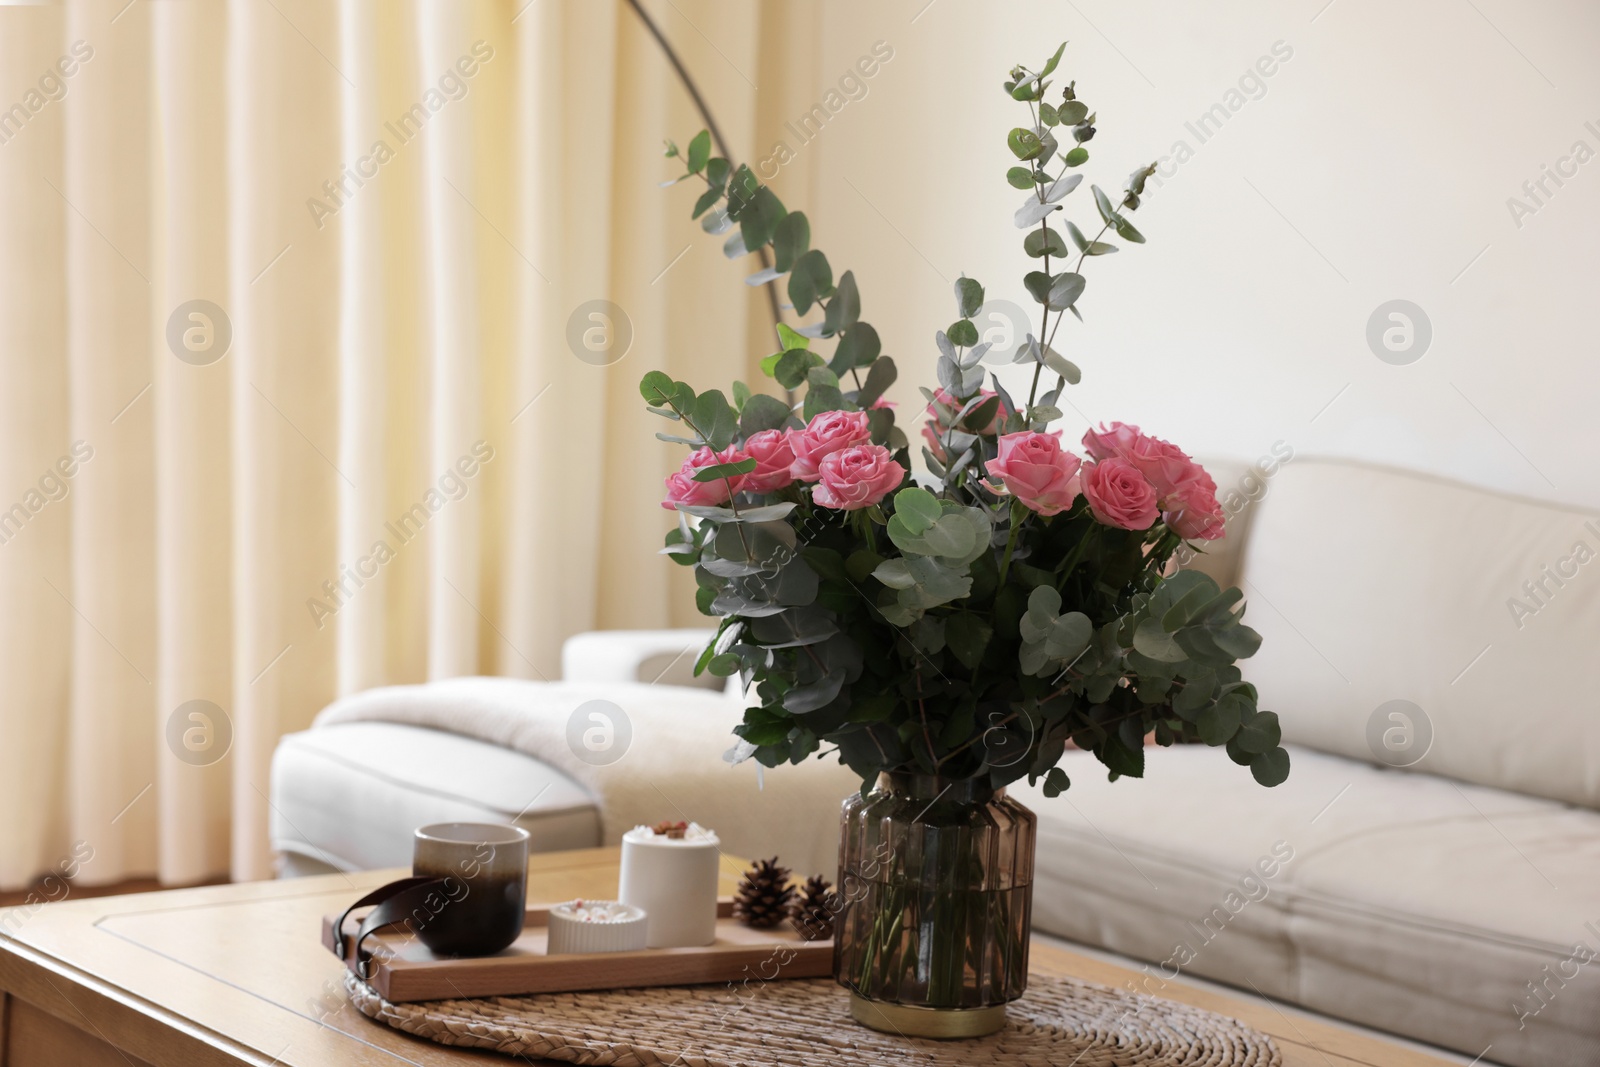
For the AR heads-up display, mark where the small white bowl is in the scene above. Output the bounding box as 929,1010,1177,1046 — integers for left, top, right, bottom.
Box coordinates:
546,899,649,955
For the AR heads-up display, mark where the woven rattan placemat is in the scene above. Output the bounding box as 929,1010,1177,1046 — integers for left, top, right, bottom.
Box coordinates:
344,970,1282,1066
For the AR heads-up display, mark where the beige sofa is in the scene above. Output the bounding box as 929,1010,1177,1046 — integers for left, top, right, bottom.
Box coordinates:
270,457,1600,1067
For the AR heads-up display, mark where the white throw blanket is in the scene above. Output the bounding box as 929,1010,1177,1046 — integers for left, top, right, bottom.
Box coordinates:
313,676,859,879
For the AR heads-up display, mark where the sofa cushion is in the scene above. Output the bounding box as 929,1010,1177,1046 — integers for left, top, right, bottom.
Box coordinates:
1237,459,1600,809
269,722,601,874
1016,744,1600,1067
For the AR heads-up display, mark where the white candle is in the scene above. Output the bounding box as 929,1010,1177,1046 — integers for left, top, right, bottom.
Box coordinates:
617,823,720,948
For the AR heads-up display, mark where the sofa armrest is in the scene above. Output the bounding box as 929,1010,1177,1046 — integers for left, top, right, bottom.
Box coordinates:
560,629,722,690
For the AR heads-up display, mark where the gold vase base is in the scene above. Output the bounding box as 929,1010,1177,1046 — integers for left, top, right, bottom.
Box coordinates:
848,993,1008,1039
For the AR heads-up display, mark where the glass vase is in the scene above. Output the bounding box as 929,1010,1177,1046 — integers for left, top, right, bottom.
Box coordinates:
832,772,1037,1038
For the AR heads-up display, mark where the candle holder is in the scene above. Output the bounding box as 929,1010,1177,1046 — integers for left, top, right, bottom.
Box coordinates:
617,822,720,948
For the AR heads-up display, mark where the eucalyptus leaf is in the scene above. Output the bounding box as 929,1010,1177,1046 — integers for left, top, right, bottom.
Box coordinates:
832,322,881,373
1042,173,1083,203
1046,272,1085,310
1024,227,1069,259
772,211,810,273
1014,195,1060,228
739,186,787,253
823,271,861,335
856,355,897,409
686,130,711,174
1007,127,1043,160
955,277,985,318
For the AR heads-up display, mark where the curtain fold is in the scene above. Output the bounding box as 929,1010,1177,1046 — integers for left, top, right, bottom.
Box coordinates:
0,0,817,889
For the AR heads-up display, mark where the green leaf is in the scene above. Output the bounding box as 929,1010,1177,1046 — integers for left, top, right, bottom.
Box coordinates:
785,669,845,714
1039,101,1059,126
802,383,844,421
1092,184,1116,223
705,157,730,190
856,355,897,409
692,389,738,450
772,211,810,273
639,370,674,406
1133,618,1185,662
960,395,1000,432
823,270,861,335
1023,227,1069,258
891,486,943,533
1006,166,1035,190
1057,100,1089,126
1046,272,1085,310
739,186,787,254
1173,674,1215,719
1023,270,1054,305
1250,746,1291,787
1041,346,1081,384
1113,215,1146,244
1064,146,1089,167
945,613,993,670
724,163,759,217
1236,709,1281,754
773,348,817,390
947,319,978,347
691,185,722,220
788,249,832,315
737,721,791,746
1196,692,1246,745
807,365,840,391
738,393,793,437
1007,127,1043,160
1040,41,1066,78
1100,734,1145,779
775,323,809,351
954,277,984,318
690,457,758,483
831,322,880,373
686,130,711,174
1042,766,1071,797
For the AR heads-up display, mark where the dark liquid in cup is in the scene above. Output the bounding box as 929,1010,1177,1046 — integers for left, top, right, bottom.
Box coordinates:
410,858,528,957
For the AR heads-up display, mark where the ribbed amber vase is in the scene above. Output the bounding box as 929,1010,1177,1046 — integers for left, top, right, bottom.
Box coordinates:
832,772,1037,1037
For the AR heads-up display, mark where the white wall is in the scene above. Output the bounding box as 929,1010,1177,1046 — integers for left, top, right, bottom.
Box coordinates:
772,0,1600,509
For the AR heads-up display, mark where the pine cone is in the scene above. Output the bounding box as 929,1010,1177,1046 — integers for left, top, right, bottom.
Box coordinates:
789,874,836,941
733,857,794,929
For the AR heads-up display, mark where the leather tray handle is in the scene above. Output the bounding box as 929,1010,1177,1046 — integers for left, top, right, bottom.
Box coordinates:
331,876,445,977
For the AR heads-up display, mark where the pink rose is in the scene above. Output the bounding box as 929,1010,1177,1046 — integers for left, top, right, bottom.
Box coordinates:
1080,458,1159,531
1081,421,1203,504
986,431,1082,516
812,445,906,511
660,445,750,510
741,429,797,494
789,410,871,483
1163,474,1227,540
1081,421,1143,463
924,388,1007,462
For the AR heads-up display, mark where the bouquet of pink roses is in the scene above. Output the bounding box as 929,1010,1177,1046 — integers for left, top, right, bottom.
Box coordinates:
643,43,1286,796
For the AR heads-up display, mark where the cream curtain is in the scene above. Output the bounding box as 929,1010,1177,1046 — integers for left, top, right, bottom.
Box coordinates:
0,0,818,889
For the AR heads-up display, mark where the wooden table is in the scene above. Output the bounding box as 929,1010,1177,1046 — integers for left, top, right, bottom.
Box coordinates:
0,847,1451,1066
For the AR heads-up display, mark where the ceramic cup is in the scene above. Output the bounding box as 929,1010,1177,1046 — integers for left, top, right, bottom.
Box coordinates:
410,822,530,956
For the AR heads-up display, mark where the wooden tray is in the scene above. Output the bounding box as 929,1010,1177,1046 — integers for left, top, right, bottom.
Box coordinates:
321,898,833,1003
